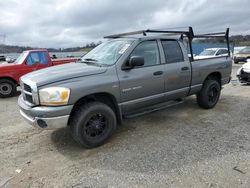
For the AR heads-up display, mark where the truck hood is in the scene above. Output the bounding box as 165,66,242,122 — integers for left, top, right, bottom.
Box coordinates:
0,63,20,70
21,63,107,86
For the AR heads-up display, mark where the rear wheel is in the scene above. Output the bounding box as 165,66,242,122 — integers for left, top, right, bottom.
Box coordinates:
69,102,117,148
0,79,17,98
197,79,221,109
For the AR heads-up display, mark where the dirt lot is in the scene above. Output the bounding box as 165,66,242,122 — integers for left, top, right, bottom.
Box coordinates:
0,64,249,188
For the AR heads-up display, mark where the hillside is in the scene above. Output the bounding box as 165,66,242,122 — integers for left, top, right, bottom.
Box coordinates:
0,36,249,54
0,41,101,53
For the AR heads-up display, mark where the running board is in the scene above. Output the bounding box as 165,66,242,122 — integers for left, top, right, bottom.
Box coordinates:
124,99,184,119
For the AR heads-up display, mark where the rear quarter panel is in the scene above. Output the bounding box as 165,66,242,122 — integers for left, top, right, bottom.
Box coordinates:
190,56,232,94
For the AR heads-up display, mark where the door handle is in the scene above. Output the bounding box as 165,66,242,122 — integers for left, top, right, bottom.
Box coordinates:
181,66,189,71
153,71,163,76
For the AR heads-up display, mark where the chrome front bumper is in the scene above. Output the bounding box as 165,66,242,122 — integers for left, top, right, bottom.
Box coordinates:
20,110,69,129
18,96,73,130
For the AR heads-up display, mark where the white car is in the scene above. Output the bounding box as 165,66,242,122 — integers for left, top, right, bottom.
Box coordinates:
195,48,229,60
237,60,250,83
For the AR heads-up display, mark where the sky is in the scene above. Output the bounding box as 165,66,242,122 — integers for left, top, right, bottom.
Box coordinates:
0,0,250,48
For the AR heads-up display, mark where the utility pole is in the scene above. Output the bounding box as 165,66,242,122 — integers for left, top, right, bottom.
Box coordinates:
0,34,6,54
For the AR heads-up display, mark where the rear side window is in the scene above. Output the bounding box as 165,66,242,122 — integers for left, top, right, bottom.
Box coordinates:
161,40,184,63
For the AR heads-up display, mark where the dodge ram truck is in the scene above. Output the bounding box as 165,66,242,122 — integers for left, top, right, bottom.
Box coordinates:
18,27,232,148
0,50,78,97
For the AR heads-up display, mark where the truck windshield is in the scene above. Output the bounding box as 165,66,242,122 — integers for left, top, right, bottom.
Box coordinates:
199,49,216,56
15,51,29,64
81,40,133,65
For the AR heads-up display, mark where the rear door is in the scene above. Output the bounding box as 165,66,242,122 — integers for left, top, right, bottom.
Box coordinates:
160,40,191,100
117,40,165,114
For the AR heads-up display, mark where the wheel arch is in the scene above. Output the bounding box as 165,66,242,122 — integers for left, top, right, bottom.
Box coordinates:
68,92,122,125
204,72,222,86
0,76,18,85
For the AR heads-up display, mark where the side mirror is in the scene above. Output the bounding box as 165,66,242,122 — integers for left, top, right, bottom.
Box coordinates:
122,56,144,70
129,56,144,67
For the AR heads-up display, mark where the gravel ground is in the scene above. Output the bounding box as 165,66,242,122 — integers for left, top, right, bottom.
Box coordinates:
0,64,249,188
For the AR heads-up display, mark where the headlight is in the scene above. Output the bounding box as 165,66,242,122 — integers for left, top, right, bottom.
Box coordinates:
39,87,70,106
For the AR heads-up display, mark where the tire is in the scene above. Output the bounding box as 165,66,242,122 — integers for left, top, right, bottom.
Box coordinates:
196,79,221,109
234,61,239,64
69,102,117,148
0,79,17,98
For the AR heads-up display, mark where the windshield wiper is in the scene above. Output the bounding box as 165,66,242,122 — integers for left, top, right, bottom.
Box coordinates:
79,59,103,67
83,58,98,62
79,58,108,67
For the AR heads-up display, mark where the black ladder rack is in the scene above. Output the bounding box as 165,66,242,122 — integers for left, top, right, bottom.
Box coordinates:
104,27,230,61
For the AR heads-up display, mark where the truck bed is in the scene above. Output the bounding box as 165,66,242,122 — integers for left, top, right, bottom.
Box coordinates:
189,56,232,95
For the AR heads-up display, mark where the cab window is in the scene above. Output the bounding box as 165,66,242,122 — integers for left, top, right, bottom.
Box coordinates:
161,40,184,63
130,40,160,67
26,52,48,65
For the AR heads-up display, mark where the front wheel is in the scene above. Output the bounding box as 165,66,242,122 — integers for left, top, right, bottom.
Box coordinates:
196,79,221,109
69,102,117,148
0,79,17,98
234,61,239,64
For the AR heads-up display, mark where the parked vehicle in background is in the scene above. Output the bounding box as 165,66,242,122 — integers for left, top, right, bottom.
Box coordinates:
195,48,229,59
0,50,78,97
0,55,6,62
237,60,250,83
233,46,246,55
234,47,250,64
18,27,232,148
0,57,16,64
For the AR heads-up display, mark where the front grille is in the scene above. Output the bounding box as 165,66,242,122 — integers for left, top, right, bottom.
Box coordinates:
21,81,34,105
24,83,32,93
25,94,33,104
241,70,250,79
235,57,246,62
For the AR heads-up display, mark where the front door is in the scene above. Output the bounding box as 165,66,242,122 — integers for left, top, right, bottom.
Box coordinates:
117,40,165,114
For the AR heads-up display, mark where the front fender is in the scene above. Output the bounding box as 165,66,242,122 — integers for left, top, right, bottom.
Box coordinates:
0,75,18,84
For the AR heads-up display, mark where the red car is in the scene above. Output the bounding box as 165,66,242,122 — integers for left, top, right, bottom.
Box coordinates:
0,50,78,97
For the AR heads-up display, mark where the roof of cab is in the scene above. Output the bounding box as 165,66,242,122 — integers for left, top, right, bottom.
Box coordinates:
107,35,181,41
24,49,48,53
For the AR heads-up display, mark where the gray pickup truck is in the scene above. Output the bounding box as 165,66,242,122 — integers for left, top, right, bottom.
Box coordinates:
18,27,232,148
